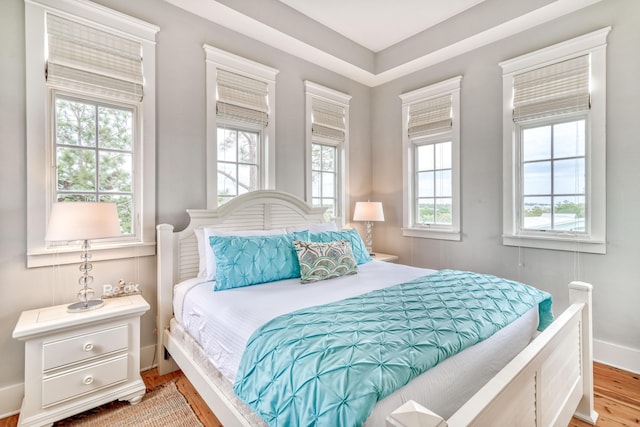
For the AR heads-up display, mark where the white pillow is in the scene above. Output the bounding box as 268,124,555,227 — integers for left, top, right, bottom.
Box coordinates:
285,221,338,233
198,228,286,281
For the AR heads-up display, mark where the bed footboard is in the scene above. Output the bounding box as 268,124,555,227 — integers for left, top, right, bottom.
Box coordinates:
387,281,597,427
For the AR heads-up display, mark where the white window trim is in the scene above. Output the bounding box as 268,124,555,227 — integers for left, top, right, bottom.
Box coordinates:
25,0,159,268
204,44,279,209
500,27,610,254
400,76,462,241
304,81,351,227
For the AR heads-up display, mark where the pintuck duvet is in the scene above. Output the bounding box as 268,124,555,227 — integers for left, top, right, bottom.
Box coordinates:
233,269,553,426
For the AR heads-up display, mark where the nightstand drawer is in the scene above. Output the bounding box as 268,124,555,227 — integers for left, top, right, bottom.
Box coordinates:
42,355,128,407
43,325,128,371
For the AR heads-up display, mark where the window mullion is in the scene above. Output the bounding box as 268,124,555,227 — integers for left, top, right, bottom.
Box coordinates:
414,142,419,226
94,103,99,203
432,144,437,221
550,124,555,229
235,130,240,195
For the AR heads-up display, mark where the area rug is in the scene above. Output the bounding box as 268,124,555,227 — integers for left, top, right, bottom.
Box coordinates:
53,380,203,426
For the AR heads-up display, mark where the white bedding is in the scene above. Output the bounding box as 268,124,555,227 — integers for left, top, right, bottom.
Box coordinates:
173,260,539,423
174,260,436,381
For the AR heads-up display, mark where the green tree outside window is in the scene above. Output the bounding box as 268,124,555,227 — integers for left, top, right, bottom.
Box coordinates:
55,96,134,234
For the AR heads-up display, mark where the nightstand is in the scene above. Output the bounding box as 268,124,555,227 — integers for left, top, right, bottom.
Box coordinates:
371,252,398,263
12,295,150,427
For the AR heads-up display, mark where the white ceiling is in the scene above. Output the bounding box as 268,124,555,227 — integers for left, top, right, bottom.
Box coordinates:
278,0,486,52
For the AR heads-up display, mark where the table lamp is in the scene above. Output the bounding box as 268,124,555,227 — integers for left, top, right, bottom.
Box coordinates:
45,202,121,312
353,201,384,255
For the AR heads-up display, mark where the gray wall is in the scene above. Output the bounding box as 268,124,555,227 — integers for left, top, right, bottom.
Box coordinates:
372,0,640,352
0,0,371,391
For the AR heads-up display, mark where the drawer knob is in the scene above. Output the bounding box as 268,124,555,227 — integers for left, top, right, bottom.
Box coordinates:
83,375,94,385
83,343,94,352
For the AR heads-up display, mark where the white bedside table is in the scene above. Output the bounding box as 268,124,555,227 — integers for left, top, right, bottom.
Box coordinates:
371,252,398,263
12,295,150,427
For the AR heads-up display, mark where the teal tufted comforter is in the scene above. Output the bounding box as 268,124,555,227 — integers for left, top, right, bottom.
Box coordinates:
233,269,553,426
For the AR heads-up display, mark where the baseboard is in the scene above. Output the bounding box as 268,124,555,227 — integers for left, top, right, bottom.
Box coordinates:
0,382,23,420
140,343,158,371
594,339,640,374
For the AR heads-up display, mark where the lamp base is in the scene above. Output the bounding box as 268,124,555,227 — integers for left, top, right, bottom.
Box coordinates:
67,299,104,313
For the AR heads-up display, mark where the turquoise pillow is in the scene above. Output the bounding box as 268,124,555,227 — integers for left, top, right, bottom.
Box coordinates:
295,229,372,265
209,233,301,291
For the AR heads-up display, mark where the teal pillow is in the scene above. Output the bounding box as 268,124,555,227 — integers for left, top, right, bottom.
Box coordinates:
294,240,358,284
209,233,300,291
299,229,372,265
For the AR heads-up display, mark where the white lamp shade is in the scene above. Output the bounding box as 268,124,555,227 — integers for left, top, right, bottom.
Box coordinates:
45,202,121,242
353,201,385,222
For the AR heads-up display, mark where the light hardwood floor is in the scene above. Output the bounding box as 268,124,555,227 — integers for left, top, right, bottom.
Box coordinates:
568,363,640,427
1,362,637,426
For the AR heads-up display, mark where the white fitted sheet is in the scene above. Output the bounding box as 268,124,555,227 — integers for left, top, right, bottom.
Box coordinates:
173,261,539,423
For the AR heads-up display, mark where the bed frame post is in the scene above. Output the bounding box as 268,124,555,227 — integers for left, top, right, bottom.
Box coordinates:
156,223,179,375
569,281,598,425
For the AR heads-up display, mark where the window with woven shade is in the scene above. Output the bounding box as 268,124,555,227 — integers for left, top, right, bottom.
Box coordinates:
501,28,610,254
400,76,461,241
311,97,346,142
216,69,269,128
205,45,278,208
25,0,158,268
305,81,351,226
45,13,144,103
44,12,148,240
512,54,590,122
407,95,452,139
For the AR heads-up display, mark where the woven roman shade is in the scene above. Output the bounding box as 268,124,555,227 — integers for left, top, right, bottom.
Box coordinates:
216,69,269,127
46,13,143,102
407,95,452,139
311,98,346,142
513,54,590,122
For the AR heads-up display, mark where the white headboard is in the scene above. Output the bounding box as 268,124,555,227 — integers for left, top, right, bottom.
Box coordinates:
156,190,327,369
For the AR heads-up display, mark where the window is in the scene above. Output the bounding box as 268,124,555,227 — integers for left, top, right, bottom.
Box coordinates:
501,28,610,254
217,127,260,205
25,0,158,267
204,45,278,208
521,119,586,232
304,81,351,225
54,95,135,234
311,144,337,217
416,140,453,226
400,76,461,241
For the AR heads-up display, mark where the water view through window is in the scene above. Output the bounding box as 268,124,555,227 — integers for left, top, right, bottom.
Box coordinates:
521,119,586,232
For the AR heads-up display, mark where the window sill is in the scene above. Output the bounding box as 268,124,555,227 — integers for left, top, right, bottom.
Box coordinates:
402,227,461,241
27,241,156,268
503,234,605,254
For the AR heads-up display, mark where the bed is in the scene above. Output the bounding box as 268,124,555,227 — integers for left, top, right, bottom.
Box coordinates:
156,190,597,427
